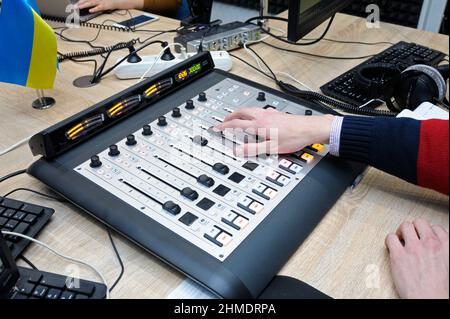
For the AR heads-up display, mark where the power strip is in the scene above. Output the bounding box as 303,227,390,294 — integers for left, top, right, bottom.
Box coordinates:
114,51,233,79
174,21,262,53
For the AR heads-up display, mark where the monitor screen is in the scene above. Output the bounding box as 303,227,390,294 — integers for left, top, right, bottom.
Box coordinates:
288,0,353,42
0,258,4,275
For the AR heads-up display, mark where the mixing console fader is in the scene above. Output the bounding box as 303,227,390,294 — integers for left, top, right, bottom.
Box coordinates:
28,52,364,298
75,78,327,261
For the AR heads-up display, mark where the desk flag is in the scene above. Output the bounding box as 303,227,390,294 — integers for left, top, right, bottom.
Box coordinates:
0,0,57,89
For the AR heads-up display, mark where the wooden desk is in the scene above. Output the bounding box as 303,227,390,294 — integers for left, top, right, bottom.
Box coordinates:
0,10,448,299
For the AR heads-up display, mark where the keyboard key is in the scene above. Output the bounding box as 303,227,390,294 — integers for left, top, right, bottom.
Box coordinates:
67,281,95,296
1,198,23,210
21,204,44,216
40,276,69,289
23,214,37,224
2,209,16,218
28,272,43,284
60,290,76,300
75,294,89,299
46,288,62,299
4,219,18,229
13,222,30,235
17,281,35,295
0,216,7,227
13,211,27,221
32,285,48,298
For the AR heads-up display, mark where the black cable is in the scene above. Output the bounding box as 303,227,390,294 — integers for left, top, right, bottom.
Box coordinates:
2,188,66,202
247,15,336,46
57,40,136,63
260,41,376,60
107,229,125,293
19,255,38,270
0,169,27,184
229,53,275,81
92,39,165,83
246,46,278,81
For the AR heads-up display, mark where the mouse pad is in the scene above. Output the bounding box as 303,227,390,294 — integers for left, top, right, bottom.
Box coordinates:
258,276,332,299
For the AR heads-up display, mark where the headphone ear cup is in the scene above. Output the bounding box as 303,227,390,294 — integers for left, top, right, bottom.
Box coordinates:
392,71,440,111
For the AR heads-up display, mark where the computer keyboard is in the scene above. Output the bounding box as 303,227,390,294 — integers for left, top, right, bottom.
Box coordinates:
11,267,107,299
0,197,54,259
320,41,446,107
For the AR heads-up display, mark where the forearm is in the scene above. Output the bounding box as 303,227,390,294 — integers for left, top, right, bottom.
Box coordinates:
331,116,449,195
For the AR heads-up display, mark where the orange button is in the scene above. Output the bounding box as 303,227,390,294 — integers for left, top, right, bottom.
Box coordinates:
300,152,314,163
311,144,324,152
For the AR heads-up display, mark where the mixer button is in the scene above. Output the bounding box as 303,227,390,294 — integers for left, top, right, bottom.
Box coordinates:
212,163,229,175
178,212,198,227
243,161,259,171
185,99,195,110
89,155,102,168
142,125,153,136
233,216,249,230
252,183,273,200
204,227,222,246
192,135,208,146
162,201,181,216
228,172,245,184
196,198,215,211
157,116,168,127
266,171,280,184
308,143,324,153
257,92,266,102
216,232,232,246
197,174,215,188
299,152,314,163
126,134,137,146
108,145,120,157
249,201,264,214
222,211,238,223
290,164,303,174
213,184,231,197
181,187,199,201
277,175,290,186
198,92,207,102
263,187,278,199
172,107,182,118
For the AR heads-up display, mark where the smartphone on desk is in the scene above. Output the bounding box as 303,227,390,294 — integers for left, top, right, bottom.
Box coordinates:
113,14,159,29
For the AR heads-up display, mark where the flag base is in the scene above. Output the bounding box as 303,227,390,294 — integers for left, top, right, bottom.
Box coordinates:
73,75,99,88
32,97,55,110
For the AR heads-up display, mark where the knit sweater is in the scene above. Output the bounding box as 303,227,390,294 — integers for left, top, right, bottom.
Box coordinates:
339,117,449,195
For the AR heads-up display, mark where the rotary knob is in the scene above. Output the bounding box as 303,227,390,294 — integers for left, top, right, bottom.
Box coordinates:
257,92,266,102
305,110,313,116
198,92,207,102
126,134,137,146
185,99,195,110
108,145,120,157
172,107,181,118
90,155,102,168
142,125,153,136
157,116,167,127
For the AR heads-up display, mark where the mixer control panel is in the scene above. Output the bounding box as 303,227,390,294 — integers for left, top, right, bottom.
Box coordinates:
75,78,328,261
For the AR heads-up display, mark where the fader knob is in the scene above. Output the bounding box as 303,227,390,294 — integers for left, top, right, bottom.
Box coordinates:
172,107,181,118
90,155,102,168
213,163,230,175
126,134,137,146
198,92,207,102
257,92,266,101
192,135,208,146
108,145,120,157
142,125,153,136
185,99,195,110
157,116,167,126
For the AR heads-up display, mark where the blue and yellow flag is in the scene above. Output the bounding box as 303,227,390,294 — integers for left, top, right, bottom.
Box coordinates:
0,0,57,89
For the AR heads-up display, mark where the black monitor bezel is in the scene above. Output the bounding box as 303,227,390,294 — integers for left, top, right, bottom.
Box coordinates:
288,0,353,42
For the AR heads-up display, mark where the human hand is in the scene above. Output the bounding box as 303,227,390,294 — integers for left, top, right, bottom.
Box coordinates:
385,219,449,299
76,0,143,13
214,108,334,157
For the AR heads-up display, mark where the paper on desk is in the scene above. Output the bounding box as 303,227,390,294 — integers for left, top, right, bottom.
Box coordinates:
396,102,449,120
167,278,217,299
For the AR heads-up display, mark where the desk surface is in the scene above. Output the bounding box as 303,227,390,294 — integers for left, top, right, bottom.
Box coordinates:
0,10,448,299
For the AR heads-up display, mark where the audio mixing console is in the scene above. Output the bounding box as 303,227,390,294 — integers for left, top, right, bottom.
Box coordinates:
27,52,364,298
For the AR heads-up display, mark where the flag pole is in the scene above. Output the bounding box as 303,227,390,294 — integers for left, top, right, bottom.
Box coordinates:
32,89,55,110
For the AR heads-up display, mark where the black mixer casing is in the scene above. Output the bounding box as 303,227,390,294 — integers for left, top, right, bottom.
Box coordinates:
28,65,365,298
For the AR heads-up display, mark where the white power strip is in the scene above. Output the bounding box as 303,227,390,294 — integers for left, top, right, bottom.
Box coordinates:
114,51,233,80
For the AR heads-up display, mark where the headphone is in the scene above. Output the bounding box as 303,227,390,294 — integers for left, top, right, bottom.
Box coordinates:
354,62,449,112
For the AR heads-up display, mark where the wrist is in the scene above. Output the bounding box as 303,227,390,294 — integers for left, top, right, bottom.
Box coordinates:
314,115,334,145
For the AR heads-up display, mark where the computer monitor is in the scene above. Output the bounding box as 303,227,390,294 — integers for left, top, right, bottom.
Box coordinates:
288,0,353,42
182,0,213,26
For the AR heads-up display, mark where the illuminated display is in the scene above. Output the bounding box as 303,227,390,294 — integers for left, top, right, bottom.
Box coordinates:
65,114,105,141
175,63,202,83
